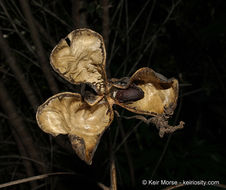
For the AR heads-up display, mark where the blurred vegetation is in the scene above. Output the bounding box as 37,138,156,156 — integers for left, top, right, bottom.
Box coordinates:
0,0,226,189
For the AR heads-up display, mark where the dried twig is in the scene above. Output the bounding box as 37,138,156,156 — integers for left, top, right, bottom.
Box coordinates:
19,0,59,94
161,183,226,190
101,0,110,50
162,184,184,190
98,158,117,190
0,0,35,55
71,0,87,28
110,158,117,190
101,0,110,77
114,120,143,154
10,128,38,189
116,117,135,187
0,29,39,111
128,0,182,75
0,81,46,174
0,172,75,189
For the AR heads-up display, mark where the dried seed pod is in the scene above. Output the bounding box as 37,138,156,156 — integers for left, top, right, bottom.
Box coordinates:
36,92,113,164
50,29,107,94
36,28,183,165
114,67,179,116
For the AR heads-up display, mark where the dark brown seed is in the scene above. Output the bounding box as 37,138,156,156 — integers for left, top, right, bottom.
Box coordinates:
115,86,144,103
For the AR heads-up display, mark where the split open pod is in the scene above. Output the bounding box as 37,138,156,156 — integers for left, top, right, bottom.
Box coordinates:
36,29,183,164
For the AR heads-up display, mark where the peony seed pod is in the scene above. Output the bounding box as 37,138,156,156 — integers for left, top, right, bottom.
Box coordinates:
36,28,183,165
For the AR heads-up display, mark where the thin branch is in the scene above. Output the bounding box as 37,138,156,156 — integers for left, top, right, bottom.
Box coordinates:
101,0,110,76
71,0,87,28
101,0,110,50
98,183,110,190
140,0,156,48
19,0,59,94
162,183,226,190
10,128,38,189
34,19,56,47
0,29,39,111
114,120,143,154
0,0,35,55
12,48,39,68
72,0,80,27
0,81,46,174
0,155,45,167
128,0,152,34
110,0,152,77
215,184,226,189
0,172,75,189
116,117,135,187
98,160,117,190
108,0,123,68
110,158,117,190
162,184,184,190
0,67,15,78
9,0,26,22
33,1,72,29
122,0,129,76
128,0,182,75
98,129,117,190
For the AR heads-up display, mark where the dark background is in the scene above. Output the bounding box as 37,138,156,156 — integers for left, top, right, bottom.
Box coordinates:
0,0,226,189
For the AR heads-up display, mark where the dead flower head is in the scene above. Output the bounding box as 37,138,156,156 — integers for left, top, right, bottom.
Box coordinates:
36,29,184,165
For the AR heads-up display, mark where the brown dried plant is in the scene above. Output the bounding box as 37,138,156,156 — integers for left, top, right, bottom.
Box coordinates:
36,28,184,165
